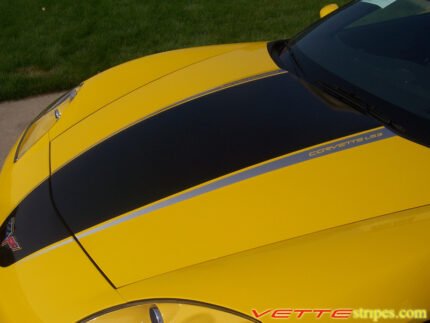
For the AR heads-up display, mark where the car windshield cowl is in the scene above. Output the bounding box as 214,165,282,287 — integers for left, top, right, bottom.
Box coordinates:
275,0,430,147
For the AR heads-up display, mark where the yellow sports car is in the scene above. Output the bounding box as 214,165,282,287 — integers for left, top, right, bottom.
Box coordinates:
1,0,429,322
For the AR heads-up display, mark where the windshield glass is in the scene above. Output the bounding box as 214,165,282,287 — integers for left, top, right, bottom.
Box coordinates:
281,0,430,146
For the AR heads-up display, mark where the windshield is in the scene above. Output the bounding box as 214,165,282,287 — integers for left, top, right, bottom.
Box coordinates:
280,0,430,146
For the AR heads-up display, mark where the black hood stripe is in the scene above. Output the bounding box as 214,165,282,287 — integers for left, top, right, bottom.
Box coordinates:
51,71,380,234
2,71,385,265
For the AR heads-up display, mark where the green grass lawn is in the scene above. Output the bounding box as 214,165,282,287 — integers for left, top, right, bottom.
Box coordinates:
0,0,348,101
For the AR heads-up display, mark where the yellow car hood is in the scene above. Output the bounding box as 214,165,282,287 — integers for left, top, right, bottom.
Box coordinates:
44,42,430,288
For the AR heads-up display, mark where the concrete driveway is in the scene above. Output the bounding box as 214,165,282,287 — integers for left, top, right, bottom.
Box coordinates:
0,93,63,168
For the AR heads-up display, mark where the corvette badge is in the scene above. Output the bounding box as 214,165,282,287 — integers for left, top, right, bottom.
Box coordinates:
1,217,21,252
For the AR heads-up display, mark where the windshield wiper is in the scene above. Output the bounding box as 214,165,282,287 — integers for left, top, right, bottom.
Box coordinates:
317,81,405,133
318,81,371,113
